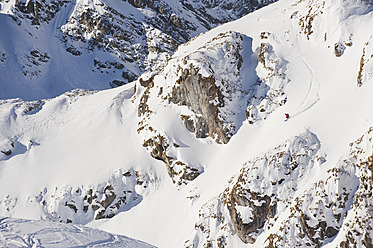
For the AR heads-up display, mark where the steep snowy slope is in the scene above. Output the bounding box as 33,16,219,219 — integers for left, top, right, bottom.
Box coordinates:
0,0,373,247
0,0,275,100
0,217,155,247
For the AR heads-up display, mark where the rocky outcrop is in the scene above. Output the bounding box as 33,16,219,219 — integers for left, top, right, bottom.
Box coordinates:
136,75,203,185
186,131,326,247
11,0,71,25
170,67,229,143
0,52,6,63
334,42,346,57
226,189,274,244
135,31,258,184
289,0,326,40
21,50,50,79
357,36,373,87
25,169,152,224
187,126,373,247
160,31,250,144
266,165,354,248
141,133,202,185
335,127,373,247
246,35,288,125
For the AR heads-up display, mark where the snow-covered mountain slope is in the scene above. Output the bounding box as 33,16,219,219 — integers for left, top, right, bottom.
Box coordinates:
0,0,373,247
0,217,155,247
0,0,275,100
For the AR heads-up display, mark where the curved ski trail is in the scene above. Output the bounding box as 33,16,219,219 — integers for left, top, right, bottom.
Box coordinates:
290,56,320,119
271,34,320,120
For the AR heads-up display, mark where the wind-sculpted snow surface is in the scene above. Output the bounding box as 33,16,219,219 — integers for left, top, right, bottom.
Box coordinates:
0,217,156,247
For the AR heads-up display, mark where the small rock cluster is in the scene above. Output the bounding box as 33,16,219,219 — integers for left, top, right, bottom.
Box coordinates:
25,169,153,224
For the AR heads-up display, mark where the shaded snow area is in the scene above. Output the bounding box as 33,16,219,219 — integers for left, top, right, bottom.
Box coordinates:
0,217,155,247
0,0,373,247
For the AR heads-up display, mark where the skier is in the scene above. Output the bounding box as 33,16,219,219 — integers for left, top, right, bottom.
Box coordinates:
285,113,290,120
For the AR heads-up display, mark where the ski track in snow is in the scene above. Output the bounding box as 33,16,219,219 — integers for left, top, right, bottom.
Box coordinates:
271,33,320,120
291,56,320,118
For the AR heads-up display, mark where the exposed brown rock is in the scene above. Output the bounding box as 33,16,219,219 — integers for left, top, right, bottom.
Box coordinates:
1,150,12,156
170,66,229,144
334,42,345,57
181,115,195,133
128,0,146,8
226,181,274,244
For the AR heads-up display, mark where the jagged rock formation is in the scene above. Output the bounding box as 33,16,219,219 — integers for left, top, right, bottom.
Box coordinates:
290,0,326,40
133,30,291,185
31,169,153,224
138,31,289,145
135,31,252,184
166,32,247,144
336,127,373,248
246,33,288,124
136,75,204,185
11,0,71,25
0,0,276,99
185,131,326,247
357,35,373,87
0,170,153,224
186,126,373,247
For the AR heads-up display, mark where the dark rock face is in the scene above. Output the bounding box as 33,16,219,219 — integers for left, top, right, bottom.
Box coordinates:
0,52,7,63
181,115,196,133
334,42,345,57
1,150,12,156
160,31,251,144
128,0,147,8
142,134,202,185
226,187,274,244
21,50,51,79
299,214,336,247
357,36,373,87
170,67,229,144
136,77,203,185
186,132,328,247
14,0,71,25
